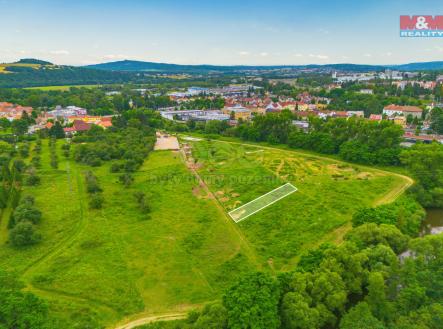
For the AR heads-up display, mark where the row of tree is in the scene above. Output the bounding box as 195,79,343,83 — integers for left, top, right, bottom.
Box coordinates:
143,221,443,329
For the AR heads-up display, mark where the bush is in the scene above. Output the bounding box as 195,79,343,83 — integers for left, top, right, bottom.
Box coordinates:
89,194,104,209
25,174,41,186
134,191,151,213
9,221,41,247
352,198,425,236
85,171,102,193
110,163,122,173
119,173,134,187
31,156,41,168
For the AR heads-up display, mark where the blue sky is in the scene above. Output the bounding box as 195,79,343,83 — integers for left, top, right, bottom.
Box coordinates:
1,0,443,65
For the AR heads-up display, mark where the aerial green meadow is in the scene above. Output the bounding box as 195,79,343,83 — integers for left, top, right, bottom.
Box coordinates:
190,139,408,269
0,137,410,327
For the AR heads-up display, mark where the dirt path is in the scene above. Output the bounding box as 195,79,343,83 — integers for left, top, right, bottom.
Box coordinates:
113,313,187,329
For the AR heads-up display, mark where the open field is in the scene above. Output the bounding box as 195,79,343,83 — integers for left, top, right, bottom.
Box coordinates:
0,137,412,327
0,62,51,74
0,142,255,327
189,139,410,269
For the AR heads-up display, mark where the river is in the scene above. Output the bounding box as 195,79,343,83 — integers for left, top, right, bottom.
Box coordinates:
421,208,443,236
399,208,443,260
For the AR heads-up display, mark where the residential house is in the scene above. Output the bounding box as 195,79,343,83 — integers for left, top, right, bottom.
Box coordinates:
0,102,33,121
383,104,423,119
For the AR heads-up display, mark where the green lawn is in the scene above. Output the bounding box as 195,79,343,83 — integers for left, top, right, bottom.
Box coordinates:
190,139,407,269
0,143,254,327
0,138,411,327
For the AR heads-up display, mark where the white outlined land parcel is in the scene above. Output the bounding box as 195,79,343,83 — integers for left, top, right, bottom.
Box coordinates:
228,183,298,223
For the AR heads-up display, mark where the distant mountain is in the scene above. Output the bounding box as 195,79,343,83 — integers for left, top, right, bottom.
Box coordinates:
84,59,443,73
15,58,53,65
0,59,137,88
387,61,443,71
84,60,387,73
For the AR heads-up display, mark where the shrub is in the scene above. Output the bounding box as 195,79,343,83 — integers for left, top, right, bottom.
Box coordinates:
119,173,134,187
9,221,41,247
31,156,41,168
134,191,151,213
89,194,104,209
110,163,122,173
85,171,102,193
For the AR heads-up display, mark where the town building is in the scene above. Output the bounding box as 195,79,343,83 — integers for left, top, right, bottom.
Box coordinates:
0,102,33,121
382,104,423,119
222,106,252,120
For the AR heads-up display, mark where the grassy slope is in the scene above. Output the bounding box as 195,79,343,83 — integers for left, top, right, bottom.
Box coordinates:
0,144,254,326
0,137,412,328
191,139,408,269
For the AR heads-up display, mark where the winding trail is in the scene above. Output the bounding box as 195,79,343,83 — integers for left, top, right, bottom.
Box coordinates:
113,313,188,329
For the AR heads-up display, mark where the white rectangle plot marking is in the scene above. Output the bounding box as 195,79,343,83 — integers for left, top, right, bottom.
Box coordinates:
228,183,297,223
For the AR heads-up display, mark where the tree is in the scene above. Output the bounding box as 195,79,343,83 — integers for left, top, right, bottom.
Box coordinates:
223,272,280,329
11,119,29,135
366,272,392,322
0,270,50,328
345,223,409,254
48,121,65,139
89,194,104,209
9,222,41,247
193,303,228,329
401,143,443,207
430,107,443,134
281,292,320,329
339,302,385,329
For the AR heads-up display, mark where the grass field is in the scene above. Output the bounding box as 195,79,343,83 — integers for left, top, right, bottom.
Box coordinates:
0,137,412,328
189,139,409,269
0,141,254,327
0,63,45,74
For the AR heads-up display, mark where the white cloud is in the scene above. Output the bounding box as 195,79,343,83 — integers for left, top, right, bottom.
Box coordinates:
50,50,70,55
294,53,303,57
364,53,372,57
238,51,250,56
309,54,329,60
318,28,330,35
259,52,269,57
